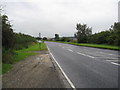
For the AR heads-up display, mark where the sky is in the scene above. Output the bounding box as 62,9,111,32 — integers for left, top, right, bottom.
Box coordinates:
1,0,119,38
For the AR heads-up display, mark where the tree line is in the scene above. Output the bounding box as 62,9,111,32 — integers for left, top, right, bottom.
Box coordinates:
75,23,120,46
2,14,119,63
2,15,36,64
54,23,120,46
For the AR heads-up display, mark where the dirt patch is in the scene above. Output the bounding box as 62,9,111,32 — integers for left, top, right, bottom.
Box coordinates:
2,50,70,88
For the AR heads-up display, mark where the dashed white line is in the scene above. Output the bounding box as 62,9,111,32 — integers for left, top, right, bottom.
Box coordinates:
47,46,76,89
77,52,95,59
59,45,62,47
111,62,120,66
68,49,74,52
99,52,116,56
106,60,118,61
96,57,118,60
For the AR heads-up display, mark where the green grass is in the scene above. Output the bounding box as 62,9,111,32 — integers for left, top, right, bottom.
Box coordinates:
49,41,119,50
19,43,47,52
0,63,2,74
2,43,47,74
65,42,119,50
14,51,36,62
2,64,12,74
14,43,47,62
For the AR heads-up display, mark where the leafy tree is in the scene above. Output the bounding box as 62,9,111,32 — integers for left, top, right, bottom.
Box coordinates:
43,37,47,40
60,37,70,42
2,15,15,49
55,34,59,41
76,23,92,43
36,37,42,40
14,33,36,49
2,15,15,63
87,22,120,46
108,22,120,46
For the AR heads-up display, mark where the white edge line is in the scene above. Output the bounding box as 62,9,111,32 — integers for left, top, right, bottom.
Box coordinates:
47,46,76,89
111,62,120,66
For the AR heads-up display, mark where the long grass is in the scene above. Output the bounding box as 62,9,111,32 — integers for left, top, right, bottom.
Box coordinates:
2,43,47,74
2,64,12,74
14,43,47,62
19,43,47,52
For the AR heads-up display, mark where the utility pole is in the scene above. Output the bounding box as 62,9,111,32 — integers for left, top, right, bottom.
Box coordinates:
39,33,41,39
39,33,41,49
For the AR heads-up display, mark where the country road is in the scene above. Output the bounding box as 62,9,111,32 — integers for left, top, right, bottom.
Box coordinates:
45,42,119,88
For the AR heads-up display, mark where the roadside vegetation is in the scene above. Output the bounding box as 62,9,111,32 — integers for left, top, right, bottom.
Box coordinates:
2,43,47,74
63,42,119,50
2,13,119,74
49,22,120,50
2,14,47,74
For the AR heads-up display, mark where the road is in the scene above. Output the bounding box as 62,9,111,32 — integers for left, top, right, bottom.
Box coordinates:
45,42,119,88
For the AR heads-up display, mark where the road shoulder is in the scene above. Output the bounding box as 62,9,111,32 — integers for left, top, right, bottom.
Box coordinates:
2,50,71,88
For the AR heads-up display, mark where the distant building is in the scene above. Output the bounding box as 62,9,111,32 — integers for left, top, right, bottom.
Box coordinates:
118,1,120,22
67,37,77,41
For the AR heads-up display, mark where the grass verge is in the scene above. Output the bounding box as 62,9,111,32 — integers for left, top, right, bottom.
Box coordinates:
2,64,12,74
2,43,47,74
49,41,119,50
64,42,119,50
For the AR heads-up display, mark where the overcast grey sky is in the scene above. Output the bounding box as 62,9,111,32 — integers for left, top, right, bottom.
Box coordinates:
1,0,119,37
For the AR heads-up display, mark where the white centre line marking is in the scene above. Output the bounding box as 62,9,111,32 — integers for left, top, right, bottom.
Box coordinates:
68,49,74,52
95,57,118,60
111,62,120,66
106,60,118,61
99,52,116,56
59,45,62,47
77,52,95,59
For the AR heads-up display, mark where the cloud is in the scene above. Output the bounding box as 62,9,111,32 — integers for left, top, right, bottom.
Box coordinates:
2,0,119,37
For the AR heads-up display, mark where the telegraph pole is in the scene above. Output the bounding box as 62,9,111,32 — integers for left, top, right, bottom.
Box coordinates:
39,33,41,49
39,33,41,39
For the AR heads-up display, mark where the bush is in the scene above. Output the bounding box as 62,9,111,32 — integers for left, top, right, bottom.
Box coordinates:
2,49,15,64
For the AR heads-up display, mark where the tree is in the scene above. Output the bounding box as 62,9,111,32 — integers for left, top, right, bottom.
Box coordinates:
2,15,15,49
76,23,92,43
36,37,42,40
108,22,120,46
43,37,48,40
2,15,15,63
87,22,120,46
55,34,59,41
60,37,70,42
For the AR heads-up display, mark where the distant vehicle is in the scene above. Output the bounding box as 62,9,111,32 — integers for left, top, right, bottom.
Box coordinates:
37,40,42,43
37,40,44,43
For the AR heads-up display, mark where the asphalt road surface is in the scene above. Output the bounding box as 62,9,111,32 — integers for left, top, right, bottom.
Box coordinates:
45,42,119,88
